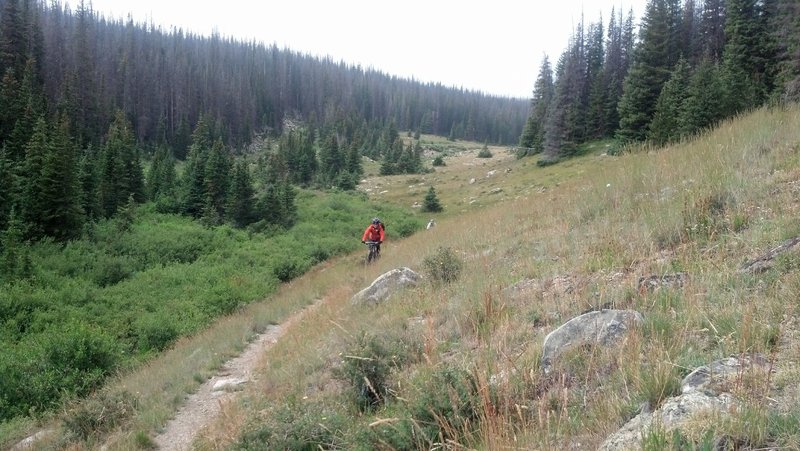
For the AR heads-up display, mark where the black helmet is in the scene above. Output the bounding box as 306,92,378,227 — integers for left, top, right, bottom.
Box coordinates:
372,217,381,224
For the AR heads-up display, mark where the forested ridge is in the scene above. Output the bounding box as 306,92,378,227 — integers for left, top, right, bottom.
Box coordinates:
518,0,800,162
0,0,528,244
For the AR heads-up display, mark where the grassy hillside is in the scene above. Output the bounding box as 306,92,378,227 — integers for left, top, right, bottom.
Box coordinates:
7,105,800,449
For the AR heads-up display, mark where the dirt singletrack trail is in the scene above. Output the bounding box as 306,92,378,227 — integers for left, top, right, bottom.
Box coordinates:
152,300,322,450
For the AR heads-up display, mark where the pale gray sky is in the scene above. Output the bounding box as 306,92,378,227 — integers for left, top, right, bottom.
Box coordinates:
87,0,648,99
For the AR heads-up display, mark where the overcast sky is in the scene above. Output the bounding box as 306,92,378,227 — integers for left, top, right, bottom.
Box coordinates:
87,0,649,99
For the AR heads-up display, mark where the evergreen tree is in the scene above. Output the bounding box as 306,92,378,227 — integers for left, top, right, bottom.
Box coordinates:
543,23,588,161
38,116,82,240
77,144,100,220
146,145,177,202
616,0,675,141
181,115,213,217
720,0,776,115
17,116,48,238
0,146,11,230
203,138,231,220
345,140,363,181
648,57,692,144
422,186,443,213
0,0,25,77
518,55,554,155
318,132,342,185
585,18,607,139
772,0,800,101
678,59,725,137
699,0,726,62
98,110,142,217
226,159,255,228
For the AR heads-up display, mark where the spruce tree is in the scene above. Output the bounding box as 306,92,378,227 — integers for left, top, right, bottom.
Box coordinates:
39,116,83,241
616,0,674,142
99,110,141,217
77,144,100,220
422,186,443,213
226,159,254,228
181,116,213,217
146,145,177,202
678,59,725,138
0,146,11,230
203,138,231,220
18,116,48,238
772,0,800,101
648,57,692,144
518,55,554,155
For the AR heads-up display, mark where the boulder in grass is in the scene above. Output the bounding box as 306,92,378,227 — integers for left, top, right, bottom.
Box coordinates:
600,354,771,451
351,267,420,306
541,309,644,372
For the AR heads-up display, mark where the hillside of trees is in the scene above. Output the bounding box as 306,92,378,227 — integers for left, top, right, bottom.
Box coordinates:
0,0,529,247
519,0,800,163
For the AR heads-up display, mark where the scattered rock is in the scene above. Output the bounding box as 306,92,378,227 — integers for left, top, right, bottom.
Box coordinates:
599,354,772,451
469,177,476,184
11,430,56,450
212,377,248,391
541,309,643,372
637,272,688,292
739,236,800,274
351,267,420,305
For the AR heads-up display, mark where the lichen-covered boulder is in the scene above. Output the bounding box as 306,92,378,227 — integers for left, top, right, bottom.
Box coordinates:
351,267,420,305
541,309,643,372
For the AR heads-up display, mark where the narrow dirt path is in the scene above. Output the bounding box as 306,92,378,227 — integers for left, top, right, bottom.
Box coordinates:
153,301,321,450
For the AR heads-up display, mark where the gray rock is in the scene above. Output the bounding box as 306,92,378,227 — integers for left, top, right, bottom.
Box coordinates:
212,377,248,391
351,267,420,305
11,429,56,450
739,236,800,274
637,272,688,292
600,354,771,451
541,309,643,372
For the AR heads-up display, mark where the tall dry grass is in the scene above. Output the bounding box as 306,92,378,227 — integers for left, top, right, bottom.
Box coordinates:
35,105,800,450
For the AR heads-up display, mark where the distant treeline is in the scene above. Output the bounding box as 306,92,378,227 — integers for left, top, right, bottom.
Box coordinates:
0,0,529,245
519,0,800,162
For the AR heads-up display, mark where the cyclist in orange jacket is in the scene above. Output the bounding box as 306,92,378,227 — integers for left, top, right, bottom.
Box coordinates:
361,217,385,254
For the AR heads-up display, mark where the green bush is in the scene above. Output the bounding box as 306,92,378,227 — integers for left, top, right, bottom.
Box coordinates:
334,333,406,411
432,155,445,166
237,401,349,451
62,390,138,440
422,246,463,284
135,315,179,352
0,322,121,420
367,366,482,449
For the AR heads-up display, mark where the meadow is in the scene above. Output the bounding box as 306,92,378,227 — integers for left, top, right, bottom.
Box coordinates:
4,105,800,450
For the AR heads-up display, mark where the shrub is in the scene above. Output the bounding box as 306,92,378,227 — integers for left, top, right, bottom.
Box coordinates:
333,332,406,411
477,146,493,158
379,366,482,449
432,155,445,166
135,315,179,352
237,402,349,450
0,323,121,420
422,246,463,284
62,390,138,440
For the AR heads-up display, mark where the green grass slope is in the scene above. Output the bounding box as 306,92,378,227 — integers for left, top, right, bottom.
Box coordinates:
7,105,800,450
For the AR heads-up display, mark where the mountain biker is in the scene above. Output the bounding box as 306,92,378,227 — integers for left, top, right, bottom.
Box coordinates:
361,217,385,255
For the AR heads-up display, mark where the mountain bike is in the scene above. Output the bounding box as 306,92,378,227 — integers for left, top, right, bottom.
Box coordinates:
364,240,380,264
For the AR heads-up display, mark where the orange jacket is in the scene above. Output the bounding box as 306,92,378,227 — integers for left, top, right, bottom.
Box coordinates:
362,223,385,242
